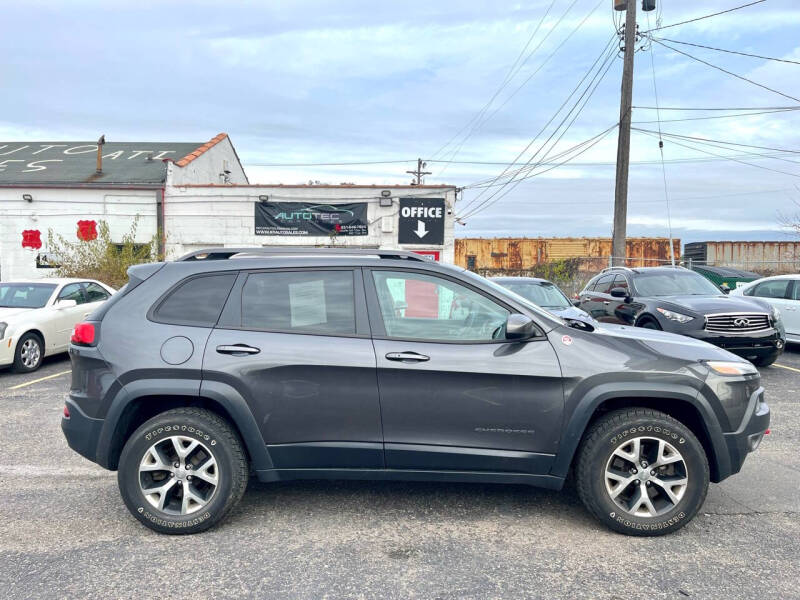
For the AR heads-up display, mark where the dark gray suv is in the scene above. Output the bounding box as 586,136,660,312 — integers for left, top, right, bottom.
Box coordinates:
62,248,770,536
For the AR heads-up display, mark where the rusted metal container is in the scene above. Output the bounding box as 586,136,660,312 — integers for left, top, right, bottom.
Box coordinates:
455,237,680,271
684,241,800,274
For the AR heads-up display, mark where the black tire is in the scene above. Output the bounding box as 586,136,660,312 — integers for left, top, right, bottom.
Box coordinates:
118,408,248,534
576,408,709,536
636,317,661,330
13,331,44,372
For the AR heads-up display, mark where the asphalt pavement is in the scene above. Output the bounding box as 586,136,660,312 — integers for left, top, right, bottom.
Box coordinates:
1,350,798,599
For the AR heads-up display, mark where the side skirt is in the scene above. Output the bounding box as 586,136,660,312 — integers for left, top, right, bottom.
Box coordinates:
255,468,565,490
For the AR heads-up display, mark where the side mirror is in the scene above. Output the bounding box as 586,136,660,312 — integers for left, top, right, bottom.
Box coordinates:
57,299,77,309
506,314,535,340
610,287,629,299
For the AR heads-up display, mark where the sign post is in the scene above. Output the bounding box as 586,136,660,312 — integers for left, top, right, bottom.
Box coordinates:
398,198,445,246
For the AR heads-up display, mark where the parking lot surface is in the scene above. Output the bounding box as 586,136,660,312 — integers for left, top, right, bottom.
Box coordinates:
1,351,798,600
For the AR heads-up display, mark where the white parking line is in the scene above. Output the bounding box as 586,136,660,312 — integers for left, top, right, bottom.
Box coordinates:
8,369,72,390
0,465,108,477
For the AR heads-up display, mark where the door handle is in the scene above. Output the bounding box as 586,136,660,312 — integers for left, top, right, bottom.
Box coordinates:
385,351,430,362
216,344,260,355
603,301,610,305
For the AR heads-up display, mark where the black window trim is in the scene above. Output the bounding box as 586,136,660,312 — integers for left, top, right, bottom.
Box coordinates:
215,266,370,339
147,271,239,328
361,265,547,345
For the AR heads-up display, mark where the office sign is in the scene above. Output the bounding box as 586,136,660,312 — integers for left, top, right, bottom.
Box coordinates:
254,202,368,236
398,197,445,245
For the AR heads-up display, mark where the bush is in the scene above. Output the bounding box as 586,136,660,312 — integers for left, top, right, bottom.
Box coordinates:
47,218,158,289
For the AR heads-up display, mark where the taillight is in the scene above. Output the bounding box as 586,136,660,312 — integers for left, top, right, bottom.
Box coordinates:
71,322,96,346
63,404,70,418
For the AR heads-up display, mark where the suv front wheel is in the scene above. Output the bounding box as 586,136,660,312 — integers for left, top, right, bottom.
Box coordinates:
576,408,709,536
118,408,248,534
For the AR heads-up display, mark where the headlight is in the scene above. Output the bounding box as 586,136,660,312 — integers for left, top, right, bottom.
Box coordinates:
771,306,781,324
656,307,694,323
706,360,759,376
0,322,7,340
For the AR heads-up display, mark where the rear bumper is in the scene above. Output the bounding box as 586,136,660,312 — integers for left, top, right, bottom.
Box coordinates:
720,386,770,479
61,397,104,464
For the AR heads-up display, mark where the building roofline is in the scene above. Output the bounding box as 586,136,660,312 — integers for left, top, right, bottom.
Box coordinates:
170,133,229,168
169,183,457,189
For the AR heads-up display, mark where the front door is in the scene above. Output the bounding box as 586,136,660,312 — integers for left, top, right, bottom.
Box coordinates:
204,268,383,469
365,268,564,475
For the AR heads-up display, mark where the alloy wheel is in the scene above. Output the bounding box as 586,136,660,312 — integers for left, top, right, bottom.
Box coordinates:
138,435,219,515
20,338,41,369
604,436,688,518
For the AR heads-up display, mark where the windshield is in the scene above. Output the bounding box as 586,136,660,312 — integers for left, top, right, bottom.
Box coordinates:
0,283,57,308
633,270,721,297
459,270,564,323
498,281,571,310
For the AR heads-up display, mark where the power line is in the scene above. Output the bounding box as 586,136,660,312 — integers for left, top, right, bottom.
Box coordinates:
650,38,800,103
631,128,800,155
643,0,767,33
631,107,800,124
458,37,618,216
633,105,800,111
244,159,414,167
653,36,800,66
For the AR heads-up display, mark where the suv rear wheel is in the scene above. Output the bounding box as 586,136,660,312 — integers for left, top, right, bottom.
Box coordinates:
576,407,709,536
118,408,248,534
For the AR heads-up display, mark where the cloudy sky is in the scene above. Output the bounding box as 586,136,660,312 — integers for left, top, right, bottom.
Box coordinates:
2,0,800,244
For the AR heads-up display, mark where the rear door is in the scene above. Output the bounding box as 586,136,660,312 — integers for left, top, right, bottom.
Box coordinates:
365,267,564,474
203,268,383,470
583,274,615,321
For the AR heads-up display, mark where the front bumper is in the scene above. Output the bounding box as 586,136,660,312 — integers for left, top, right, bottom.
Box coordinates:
684,328,784,361
0,336,15,367
721,385,770,478
61,397,104,464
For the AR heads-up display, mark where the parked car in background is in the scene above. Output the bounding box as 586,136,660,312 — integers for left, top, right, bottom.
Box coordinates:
63,248,769,537
491,276,594,325
0,278,115,372
577,266,785,366
730,274,800,344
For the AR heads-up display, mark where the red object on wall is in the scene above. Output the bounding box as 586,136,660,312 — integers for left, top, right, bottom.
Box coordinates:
77,220,98,241
412,250,440,262
21,229,42,250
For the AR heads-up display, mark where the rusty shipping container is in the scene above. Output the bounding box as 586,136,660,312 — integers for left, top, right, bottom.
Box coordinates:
455,237,680,271
684,241,800,274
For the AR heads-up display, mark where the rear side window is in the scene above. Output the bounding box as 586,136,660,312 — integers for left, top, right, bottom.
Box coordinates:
241,270,355,335
613,275,629,290
84,282,110,302
153,273,237,327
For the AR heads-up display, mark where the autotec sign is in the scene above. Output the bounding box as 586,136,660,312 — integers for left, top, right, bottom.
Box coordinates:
254,202,368,236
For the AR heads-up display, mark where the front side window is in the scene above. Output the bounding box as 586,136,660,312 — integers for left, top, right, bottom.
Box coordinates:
372,271,509,342
241,270,355,335
0,283,56,308
752,279,790,299
58,283,86,305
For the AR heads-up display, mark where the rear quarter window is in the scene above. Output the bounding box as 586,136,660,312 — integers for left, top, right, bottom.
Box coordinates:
151,273,237,327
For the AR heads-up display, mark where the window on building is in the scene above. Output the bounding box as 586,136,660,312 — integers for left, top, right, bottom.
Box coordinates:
241,270,356,335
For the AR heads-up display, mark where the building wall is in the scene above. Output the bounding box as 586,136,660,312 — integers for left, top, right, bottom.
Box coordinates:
700,241,800,274
0,187,157,280
163,185,457,262
168,138,248,186
455,237,681,271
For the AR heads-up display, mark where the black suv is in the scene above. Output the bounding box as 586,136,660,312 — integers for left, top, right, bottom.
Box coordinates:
62,248,769,536
578,266,785,366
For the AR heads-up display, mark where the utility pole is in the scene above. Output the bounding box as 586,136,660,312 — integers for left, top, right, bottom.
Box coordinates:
406,158,432,186
611,0,637,266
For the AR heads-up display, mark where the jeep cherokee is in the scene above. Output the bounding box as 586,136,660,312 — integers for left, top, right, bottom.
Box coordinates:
62,248,770,536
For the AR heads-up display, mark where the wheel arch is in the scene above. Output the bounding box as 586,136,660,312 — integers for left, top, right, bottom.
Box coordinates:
553,386,731,483
98,384,271,472
634,313,660,327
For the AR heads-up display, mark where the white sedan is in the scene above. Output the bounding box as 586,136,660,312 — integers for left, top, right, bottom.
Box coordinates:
0,278,115,372
730,274,800,343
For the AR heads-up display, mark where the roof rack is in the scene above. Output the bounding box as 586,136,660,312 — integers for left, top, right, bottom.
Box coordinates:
600,266,636,274
176,247,429,262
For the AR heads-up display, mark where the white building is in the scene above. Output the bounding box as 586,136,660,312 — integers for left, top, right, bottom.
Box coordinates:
0,134,456,280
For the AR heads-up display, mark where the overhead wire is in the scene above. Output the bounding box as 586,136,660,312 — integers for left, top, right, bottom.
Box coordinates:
652,36,800,66
642,0,767,33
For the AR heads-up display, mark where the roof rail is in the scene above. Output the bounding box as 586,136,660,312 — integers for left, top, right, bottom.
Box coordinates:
600,266,636,274
176,247,429,262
